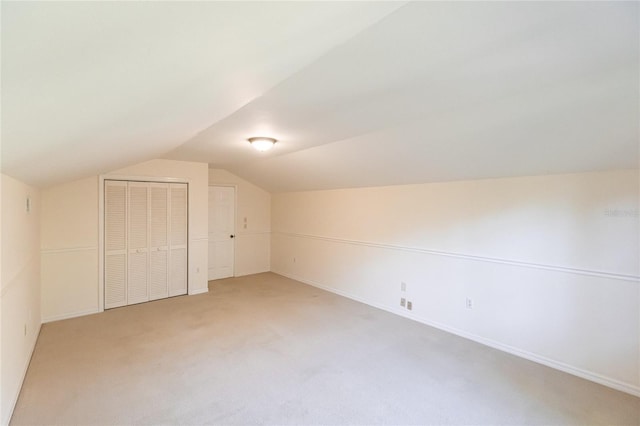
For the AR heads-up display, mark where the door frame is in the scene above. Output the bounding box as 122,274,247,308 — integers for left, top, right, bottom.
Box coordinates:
208,184,237,279
98,174,191,312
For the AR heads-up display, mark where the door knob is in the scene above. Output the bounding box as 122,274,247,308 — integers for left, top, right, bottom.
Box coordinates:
230,234,235,238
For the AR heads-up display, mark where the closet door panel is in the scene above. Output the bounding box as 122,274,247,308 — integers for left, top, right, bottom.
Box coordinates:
105,180,188,309
170,248,187,296
149,250,168,300
127,182,149,305
105,181,127,309
105,254,126,308
169,183,188,296
149,183,169,300
128,251,148,303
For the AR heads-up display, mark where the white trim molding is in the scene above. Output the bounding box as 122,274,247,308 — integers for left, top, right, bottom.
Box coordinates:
189,287,209,296
42,308,101,324
41,246,97,255
235,231,271,237
273,231,640,283
0,254,41,298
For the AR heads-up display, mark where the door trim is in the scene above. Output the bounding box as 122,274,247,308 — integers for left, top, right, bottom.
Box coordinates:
209,184,237,279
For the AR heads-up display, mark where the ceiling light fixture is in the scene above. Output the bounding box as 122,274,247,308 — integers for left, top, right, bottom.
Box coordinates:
248,137,277,152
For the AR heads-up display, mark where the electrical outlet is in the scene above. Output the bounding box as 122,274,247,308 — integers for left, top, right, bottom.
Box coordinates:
400,281,406,292
400,298,406,307
407,301,413,310
24,324,27,336
466,298,473,309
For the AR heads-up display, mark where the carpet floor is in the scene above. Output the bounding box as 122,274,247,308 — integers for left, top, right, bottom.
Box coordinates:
11,272,640,425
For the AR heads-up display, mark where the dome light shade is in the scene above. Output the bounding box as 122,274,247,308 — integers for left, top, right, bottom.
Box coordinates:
248,137,277,152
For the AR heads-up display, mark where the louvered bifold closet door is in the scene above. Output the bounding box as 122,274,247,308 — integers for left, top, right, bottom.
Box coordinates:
105,181,128,309
149,183,169,300
127,182,150,305
169,183,188,297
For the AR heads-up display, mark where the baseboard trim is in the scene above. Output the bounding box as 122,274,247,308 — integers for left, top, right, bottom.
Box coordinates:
42,308,101,324
235,268,270,277
4,322,42,426
272,270,640,398
189,288,209,295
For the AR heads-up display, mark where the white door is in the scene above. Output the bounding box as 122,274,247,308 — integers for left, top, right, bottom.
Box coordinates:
149,183,169,300
127,182,150,305
169,183,188,296
105,180,188,309
104,181,128,309
208,186,235,280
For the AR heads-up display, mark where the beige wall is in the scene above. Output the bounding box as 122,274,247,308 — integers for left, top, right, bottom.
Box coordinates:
209,169,270,276
1,175,2,425
271,169,640,396
41,159,209,323
41,176,99,321
1,174,41,425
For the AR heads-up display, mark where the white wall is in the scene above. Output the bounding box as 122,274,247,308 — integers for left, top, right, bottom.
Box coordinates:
209,169,270,276
271,169,640,396
1,174,41,425
41,159,209,322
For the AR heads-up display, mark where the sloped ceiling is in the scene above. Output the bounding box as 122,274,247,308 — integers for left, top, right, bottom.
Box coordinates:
1,1,403,187
3,1,638,192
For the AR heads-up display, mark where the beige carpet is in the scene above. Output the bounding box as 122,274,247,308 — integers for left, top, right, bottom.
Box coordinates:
11,273,640,425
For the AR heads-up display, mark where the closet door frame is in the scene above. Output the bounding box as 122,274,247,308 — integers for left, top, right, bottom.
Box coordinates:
99,175,190,312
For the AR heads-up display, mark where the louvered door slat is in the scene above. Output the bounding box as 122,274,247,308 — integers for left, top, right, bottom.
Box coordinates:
104,181,127,309
149,184,169,300
127,183,149,305
105,254,126,307
169,183,188,296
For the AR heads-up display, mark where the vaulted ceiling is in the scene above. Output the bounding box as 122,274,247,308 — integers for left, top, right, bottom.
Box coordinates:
2,1,638,191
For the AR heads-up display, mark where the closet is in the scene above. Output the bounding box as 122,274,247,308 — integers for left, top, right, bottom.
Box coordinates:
104,180,188,309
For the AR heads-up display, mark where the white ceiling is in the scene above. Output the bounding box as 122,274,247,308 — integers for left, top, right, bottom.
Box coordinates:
2,1,638,191
1,1,402,187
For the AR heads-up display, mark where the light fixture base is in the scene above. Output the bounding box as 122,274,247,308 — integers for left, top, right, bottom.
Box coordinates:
248,137,277,152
